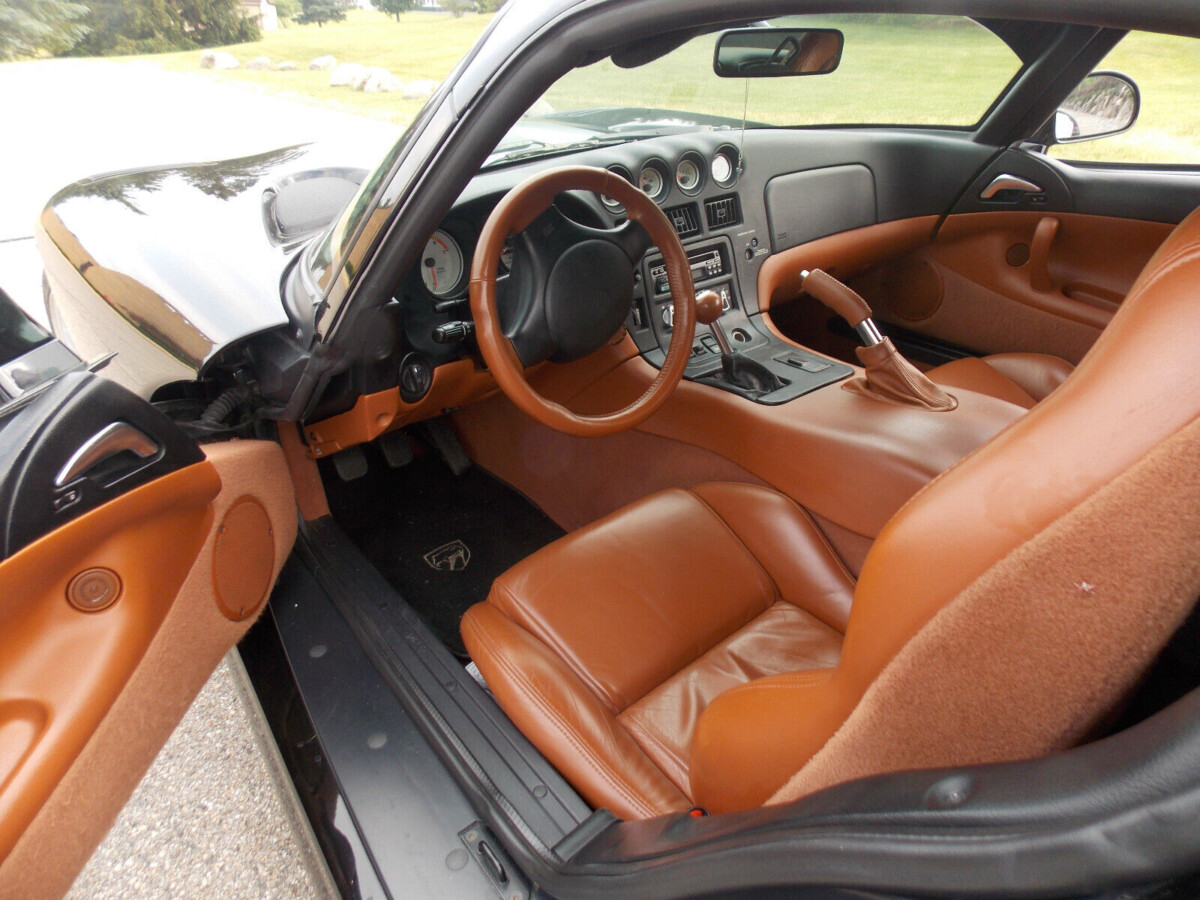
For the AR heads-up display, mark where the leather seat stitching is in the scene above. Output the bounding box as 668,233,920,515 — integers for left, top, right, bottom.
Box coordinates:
466,614,666,817
491,579,623,712
684,489,780,606
619,714,690,791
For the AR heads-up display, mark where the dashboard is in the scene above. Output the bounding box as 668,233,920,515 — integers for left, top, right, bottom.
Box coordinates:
311,125,989,421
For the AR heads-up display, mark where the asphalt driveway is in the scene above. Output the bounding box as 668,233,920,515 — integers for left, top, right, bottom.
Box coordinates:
1,55,402,899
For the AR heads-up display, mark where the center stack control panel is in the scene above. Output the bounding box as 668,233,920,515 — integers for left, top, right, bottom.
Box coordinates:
625,235,852,404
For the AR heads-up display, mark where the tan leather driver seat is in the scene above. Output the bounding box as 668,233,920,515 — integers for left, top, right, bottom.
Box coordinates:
928,352,1074,409
462,207,1200,819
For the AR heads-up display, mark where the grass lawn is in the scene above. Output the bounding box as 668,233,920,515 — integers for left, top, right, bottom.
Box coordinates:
141,9,493,124
116,10,1199,165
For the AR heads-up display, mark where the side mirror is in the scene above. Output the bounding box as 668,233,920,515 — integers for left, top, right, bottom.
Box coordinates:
714,28,844,78
1051,71,1140,145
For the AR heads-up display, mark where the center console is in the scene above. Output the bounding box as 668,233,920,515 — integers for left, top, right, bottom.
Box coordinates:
624,234,853,404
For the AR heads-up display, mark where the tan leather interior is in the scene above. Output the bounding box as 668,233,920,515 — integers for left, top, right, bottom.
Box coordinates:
757,217,939,313
845,338,957,411
559,353,1024,539
927,352,1074,410
0,440,296,899
462,206,1200,819
470,166,696,437
461,482,853,819
849,211,1174,365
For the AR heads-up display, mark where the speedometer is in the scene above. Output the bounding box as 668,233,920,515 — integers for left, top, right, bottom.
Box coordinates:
420,230,464,297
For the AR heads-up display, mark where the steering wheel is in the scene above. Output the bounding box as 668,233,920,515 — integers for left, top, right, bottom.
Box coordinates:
469,166,696,437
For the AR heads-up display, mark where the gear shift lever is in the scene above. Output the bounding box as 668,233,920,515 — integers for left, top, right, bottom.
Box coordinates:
798,269,957,411
695,289,783,394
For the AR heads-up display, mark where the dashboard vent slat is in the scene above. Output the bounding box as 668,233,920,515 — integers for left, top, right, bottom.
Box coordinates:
664,203,701,239
705,194,742,230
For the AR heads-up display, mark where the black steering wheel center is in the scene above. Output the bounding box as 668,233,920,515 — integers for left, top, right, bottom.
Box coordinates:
544,239,634,362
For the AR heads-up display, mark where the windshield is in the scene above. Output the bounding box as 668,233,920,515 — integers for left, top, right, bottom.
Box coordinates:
485,14,1022,168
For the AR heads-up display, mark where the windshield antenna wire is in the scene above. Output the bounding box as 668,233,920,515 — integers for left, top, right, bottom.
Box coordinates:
737,79,748,175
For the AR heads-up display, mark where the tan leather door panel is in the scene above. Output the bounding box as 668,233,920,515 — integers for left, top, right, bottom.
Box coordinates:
0,440,296,900
852,212,1174,365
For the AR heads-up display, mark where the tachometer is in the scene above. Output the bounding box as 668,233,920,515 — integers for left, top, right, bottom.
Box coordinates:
420,230,464,297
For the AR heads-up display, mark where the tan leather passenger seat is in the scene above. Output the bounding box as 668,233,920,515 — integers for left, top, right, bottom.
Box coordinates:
928,351,1075,409
463,207,1200,820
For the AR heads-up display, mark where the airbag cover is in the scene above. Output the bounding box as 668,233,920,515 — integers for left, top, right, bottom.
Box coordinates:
545,240,633,362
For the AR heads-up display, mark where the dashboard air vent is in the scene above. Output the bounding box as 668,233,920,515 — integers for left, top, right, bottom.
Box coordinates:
664,203,701,239
705,194,742,230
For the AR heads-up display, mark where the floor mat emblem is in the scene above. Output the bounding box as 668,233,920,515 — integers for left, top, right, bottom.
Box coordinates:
424,540,471,572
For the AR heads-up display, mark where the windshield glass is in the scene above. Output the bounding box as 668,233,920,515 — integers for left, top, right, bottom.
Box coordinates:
486,14,1021,167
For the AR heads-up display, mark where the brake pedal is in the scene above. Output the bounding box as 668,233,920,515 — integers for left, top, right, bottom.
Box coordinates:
377,430,414,468
420,418,471,476
331,445,368,481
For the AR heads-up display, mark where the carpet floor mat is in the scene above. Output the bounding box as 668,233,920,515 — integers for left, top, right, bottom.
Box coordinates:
321,443,565,657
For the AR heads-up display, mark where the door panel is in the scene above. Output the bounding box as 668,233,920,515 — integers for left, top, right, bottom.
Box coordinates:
0,376,296,899
853,211,1175,365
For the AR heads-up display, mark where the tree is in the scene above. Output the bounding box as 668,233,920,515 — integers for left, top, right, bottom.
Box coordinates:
71,0,259,56
369,0,414,23
477,0,506,11
442,0,473,17
296,0,346,27
0,0,89,60
274,0,298,27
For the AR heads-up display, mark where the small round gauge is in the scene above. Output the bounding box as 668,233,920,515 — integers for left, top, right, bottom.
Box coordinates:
601,165,633,215
675,156,704,194
499,239,515,273
420,229,464,297
712,146,740,188
638,161,669,202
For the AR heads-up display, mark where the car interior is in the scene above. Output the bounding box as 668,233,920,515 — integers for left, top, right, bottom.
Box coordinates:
7,7,1200,898
271,8,1200,854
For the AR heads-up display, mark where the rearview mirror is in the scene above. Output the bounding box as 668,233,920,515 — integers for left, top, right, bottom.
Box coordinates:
1053,71,1140,144
714,28,844,78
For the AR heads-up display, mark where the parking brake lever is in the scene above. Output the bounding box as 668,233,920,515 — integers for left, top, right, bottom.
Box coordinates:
799,269,956,411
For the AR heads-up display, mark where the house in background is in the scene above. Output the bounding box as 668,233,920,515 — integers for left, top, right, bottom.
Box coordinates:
241,0,279,31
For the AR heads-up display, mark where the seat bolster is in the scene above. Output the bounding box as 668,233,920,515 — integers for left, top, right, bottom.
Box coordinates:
689,668,853,814
461,602,691,820
926,356,1038,409
689,483,856,631
982,352,1074,402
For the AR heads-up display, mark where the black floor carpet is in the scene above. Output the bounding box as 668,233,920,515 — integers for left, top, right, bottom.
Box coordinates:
321,443,565,657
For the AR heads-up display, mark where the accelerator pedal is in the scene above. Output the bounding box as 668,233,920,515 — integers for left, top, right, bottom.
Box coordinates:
420,418,472,476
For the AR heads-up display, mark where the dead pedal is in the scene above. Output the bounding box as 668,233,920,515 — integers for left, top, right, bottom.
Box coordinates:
377,431,414,468
331,445,368,481
420,418,471,476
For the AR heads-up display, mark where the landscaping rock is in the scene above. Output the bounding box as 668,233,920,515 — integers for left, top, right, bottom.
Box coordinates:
275,61,297,71
246,56,272,70
200,50,240,70
360,68,404,93
401,79,438,100
329,62,368,87
308,55,336,71
400,79,439,100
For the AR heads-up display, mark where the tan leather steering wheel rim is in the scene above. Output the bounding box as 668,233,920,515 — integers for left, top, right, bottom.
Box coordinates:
469,165,696,437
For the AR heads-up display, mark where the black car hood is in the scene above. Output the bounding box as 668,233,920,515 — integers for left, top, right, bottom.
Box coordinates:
38,141,382,376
